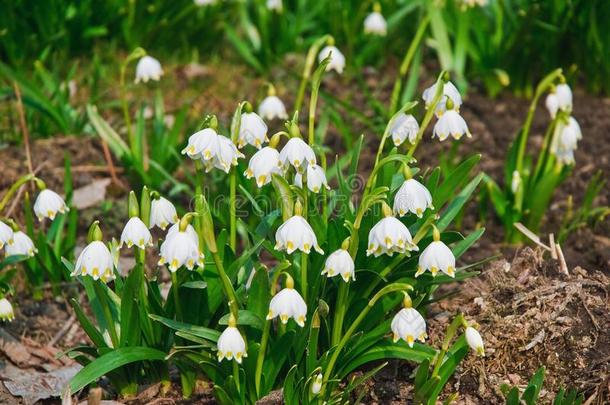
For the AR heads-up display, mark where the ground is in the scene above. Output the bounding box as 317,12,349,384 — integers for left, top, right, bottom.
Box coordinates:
0,59,609,403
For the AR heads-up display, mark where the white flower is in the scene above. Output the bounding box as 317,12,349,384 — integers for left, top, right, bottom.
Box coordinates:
416,240,456,278
321,249,355,282
275,215,323,254
150,197,178,230
460,0,488,8
433,110,471,141
364,12,387,36
167,222,199,245
511,170,521,194
258,96,288,121
194,0,216,5
266,0,282,11
422,81,462,116
72,241,115,282
294,164,330,193
238,112,268,149
120,217,153,249
311,373,322,395
245,146,283,187
135,56,164,84
0,221,14,249
367,215,418,257
551,116,582,165
390,113,419,146
205,136,244,173
217,322,247,363
393,178,434,218
279,137,316,172
158,227,204,272
267,287,307,327
5,231,36,257
318,46,345,74
545,84,573,118
33,189,69,221
465,326,485,356
182,128,219,160
0,298,15,322
391,308,427,347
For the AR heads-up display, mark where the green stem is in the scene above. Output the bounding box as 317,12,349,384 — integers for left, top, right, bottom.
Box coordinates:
233,360,240,394
212,251,239,318
229,167,237,252
94,282,120,348
171,271,183,320
295,35,330,112
255,320,271,396
389,15,430,116
331,282,348,346
431,313,465,377
0,174,35,213
119,64,133,151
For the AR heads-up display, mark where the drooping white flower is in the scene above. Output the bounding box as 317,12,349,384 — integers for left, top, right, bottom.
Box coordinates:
33,189,69,221
422,81,462,116
294,164,330,193
238,112,268,149
0,221,14,249
465,326,485,356
194,0,216,5
311,373,322,395
266,0,282,11
416,240,456,278
158,227,204,272
390,113,419,146
318,46,345,74
245,146,283,187
367,208,418,257
135,56,164,84
275,214,323,254
393,178,434,218
167,222,198,245
205,136,244,173
5,231,36,257
72,240,115,282
267,286,307,327
364,12,387,36
279,137,316,172
150,197,178,230
391,307,427,347
182,128,219,160
545,83,573,118
321,249,355,282
433,110,471,141
0,298,15,322
511,170,521,194
217,318,247,363
551,116,582,165
120,217,153,249
258,95,288,121
460,0,488,8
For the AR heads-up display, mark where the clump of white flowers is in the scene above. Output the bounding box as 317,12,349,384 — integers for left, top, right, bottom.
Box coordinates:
275,201,323,255
545,82,573,118
364,3,387,36
266,274,307,327
367,203,418,257
33,189,69,221
217,314,248,364
0,298,15,322
416,226,456,278
135,55,164,84
391,294,427,347
318,44,345,74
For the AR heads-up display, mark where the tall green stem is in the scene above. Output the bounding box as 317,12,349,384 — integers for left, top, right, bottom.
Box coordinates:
94,282,120,348
431,313,466,377
212,251,239,318
171,271,183,320
255,320,271,395
229,167,237,252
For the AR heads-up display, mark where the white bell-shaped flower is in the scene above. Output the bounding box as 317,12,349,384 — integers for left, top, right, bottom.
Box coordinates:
217,316,247,363
318,46,345,74
422,81,462,117
245,146,282,187
266,0,282,11
5,231,36,257
0,298,15,322
391,306,427,348
150,197,178,230
511,170,521,194
367,205,418,257
238,112,268,149
0,221,14,249
311,373,323,395
120,217,153,249
275,208,323,255
182,128,219,160
158,226,204,272
258,95,288,121
205,136,244,173
294,164,330,193
266,276,307,327
33,189,69,221
390,113,419,146
194,0,216,6
393,178,434,218
279,137,316,172
135,56,164,84
167,222,199,246
72,240,115,282
551,116,582,165
364,12,387,36
416,237,456,278
433,110,471,141
465,326,485,356
321,248,355,282
546,83,572,118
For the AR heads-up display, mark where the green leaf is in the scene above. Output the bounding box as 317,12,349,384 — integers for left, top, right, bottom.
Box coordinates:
86,105,130,160
181,280,208,289
218,310,264,330
70,347,167,393
271,174,294,221
437,173,483,231
70,298,107,349
149,314,220,342
434,154,481,209
341,341,435,377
